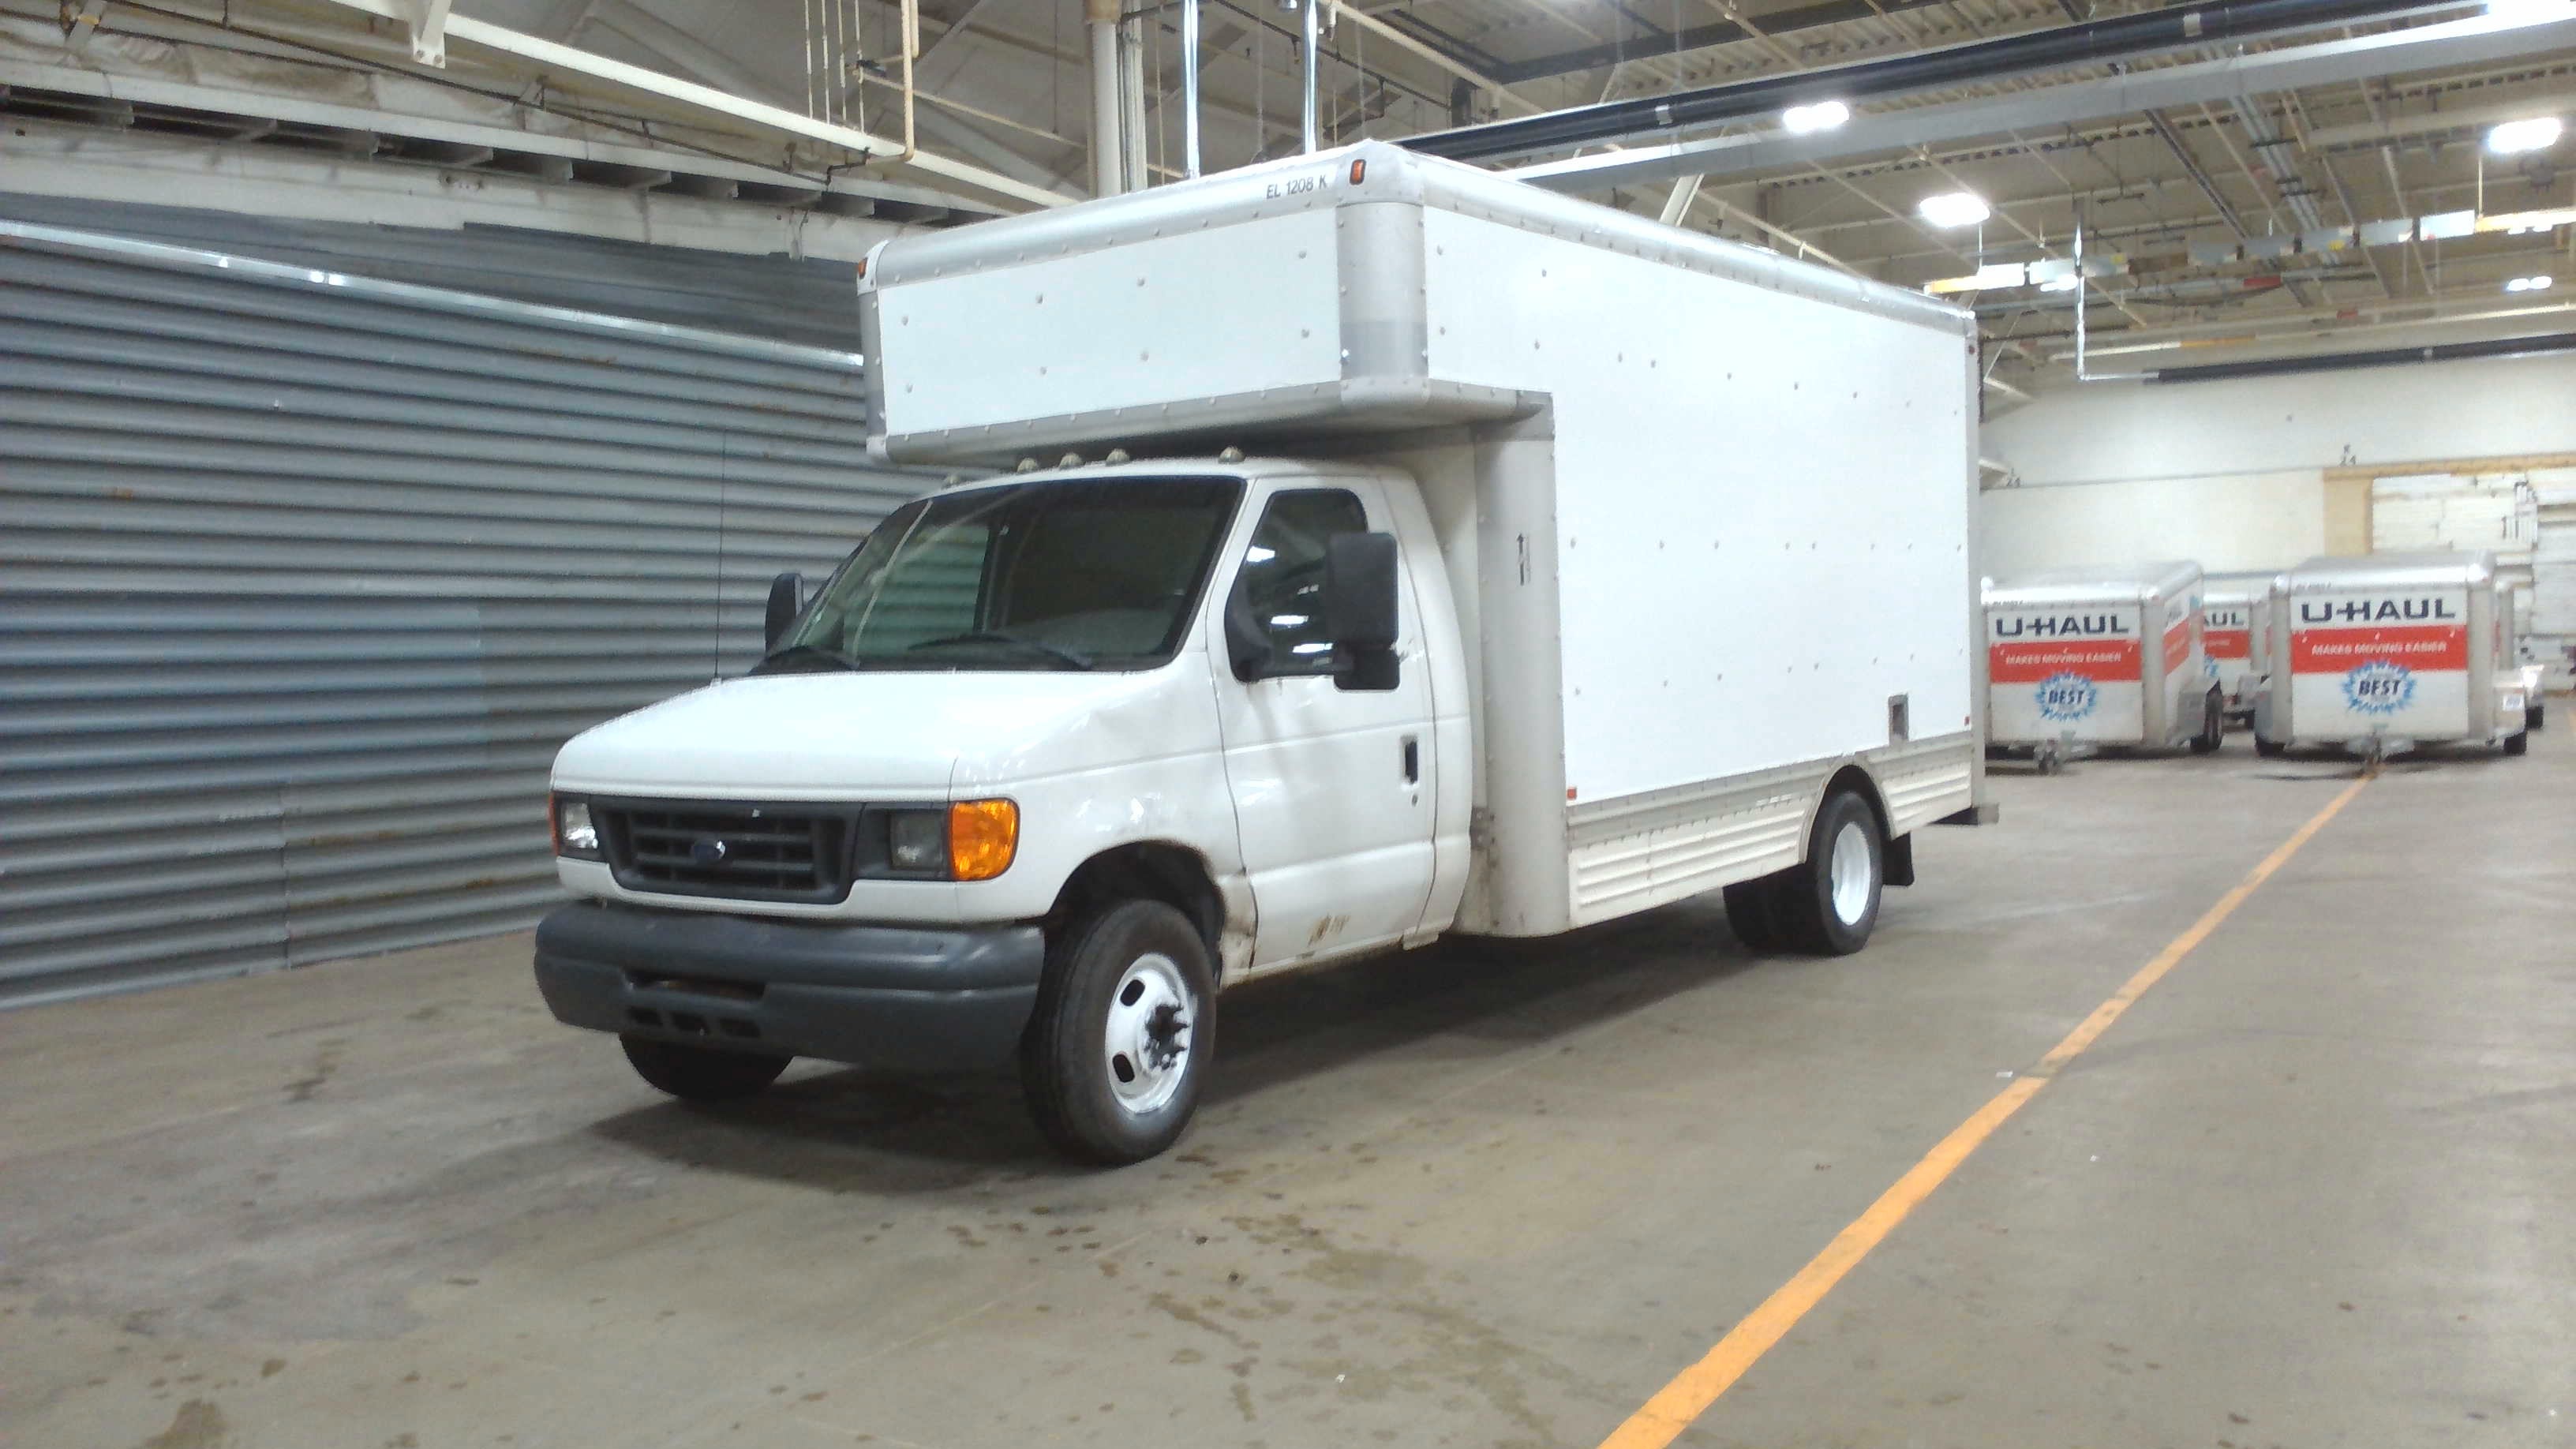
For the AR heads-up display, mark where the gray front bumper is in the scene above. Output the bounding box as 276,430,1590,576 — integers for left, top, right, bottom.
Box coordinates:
533,901,1045,1072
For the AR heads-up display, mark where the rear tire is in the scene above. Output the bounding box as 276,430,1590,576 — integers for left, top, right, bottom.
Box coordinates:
2255,737,2286,758
1722,879,1784,953
2188,687,2224,754
1775,790,1884,957
620,1036,790,1101
2529,702,2545,732
2504,728,2529,757
1020,900,1214,1165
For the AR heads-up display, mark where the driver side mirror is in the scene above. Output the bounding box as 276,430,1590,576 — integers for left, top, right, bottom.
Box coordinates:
1325,532,1401,692
763,571,804,652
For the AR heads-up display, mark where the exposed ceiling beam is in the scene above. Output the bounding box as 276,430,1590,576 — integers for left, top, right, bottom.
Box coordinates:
1507,9,2576,193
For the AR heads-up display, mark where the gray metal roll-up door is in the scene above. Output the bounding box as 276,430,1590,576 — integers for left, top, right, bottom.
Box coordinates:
1,222,920,1007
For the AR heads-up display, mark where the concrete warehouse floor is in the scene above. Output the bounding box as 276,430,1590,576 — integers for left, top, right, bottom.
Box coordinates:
4,728,2572,1449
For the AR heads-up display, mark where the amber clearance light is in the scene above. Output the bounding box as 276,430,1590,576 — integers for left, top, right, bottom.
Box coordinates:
949,799,1019,881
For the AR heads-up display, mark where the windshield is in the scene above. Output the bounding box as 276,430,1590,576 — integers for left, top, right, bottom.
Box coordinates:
760,475,1244,673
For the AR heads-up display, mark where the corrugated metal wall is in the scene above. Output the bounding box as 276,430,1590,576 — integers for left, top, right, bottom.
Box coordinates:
0,222,921,1007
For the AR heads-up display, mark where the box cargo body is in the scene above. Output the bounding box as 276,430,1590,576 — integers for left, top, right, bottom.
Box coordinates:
2201,571,2278,718
2255,551,2529,754
1984,562,2218,753
860,141,1986,937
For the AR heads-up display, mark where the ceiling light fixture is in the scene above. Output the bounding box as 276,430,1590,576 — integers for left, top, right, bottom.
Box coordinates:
1917,191,1991,228
2504,275,2555,292
2486,116,2564,155
2038,275,2081,293
1782,100,1850,134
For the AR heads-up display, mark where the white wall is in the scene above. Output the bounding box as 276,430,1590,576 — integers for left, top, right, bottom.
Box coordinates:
1976,350,2576,578
1983,350,2576,486
1982,470,2326,578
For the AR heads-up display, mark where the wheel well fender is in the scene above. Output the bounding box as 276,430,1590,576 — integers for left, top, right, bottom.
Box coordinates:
1820,763,1911,887
1046,843,1229,976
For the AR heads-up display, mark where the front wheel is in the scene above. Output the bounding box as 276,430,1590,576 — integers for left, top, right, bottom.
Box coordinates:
1776,790,1883,957
620,1035,791,1101
1020,900,1215,1165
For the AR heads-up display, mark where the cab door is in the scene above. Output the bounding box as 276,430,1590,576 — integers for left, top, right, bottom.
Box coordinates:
1211,479,1440,970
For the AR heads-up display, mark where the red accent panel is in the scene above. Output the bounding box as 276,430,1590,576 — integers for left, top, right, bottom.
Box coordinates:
2290,624,2467,672
2162,619,2192,673
2205,628,2252,660
1991,639,2142,683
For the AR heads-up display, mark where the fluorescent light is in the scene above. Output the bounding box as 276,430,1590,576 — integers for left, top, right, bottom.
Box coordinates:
1782,100,1850,134
2038,275,2080,293
2486,116,2563,155
2504,275,2555,292
2486,0,2575,19
1917,191,1991,228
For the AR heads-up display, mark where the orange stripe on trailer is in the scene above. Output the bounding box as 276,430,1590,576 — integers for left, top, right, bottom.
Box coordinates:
2291,623,2466,672
2162,617,2192,673
1990,638,2140,683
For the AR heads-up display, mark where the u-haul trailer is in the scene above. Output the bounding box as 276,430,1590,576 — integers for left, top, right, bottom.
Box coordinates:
1984,562,2222,768
2200,570,2278,723
530,140,1990,1163
2253,551,2529,760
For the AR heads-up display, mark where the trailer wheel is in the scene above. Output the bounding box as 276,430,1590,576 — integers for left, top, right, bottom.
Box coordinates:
1776,790,1883,956
2255,737,2286,758
1722,880,1784,953
2504,728,2529,757
2188,687,2224,754
619,1036,791,1101
1020,900,1213,1165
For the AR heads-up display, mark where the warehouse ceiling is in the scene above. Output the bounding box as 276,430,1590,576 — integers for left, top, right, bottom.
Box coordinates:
7,0,2572,384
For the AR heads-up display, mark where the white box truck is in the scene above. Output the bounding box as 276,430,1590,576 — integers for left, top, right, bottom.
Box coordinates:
532,141,1988,1162
2253,550,2529,759
2200,570,2278,723
1984,562,2222,766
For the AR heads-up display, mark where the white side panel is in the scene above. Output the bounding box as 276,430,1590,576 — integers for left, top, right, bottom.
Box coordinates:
874,209,1346,436
1419,208,1974,803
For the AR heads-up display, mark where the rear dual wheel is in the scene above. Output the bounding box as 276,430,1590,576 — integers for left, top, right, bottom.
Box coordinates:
1724,790,1884,957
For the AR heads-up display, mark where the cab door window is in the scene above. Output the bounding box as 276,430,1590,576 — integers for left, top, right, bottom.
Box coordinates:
1235,489,1368,676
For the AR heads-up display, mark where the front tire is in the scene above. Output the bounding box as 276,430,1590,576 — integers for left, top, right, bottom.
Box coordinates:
1775,790,1884,957
1020,900,1214,1165
620,1036,790,1101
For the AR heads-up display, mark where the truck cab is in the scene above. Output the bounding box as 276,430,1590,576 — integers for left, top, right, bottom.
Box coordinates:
538,457,1470,1160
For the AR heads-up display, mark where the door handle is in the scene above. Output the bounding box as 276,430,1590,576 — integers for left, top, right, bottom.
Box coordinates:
1402,736,1420,784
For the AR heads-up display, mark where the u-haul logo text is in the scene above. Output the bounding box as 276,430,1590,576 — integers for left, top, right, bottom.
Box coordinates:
2297,597,2458,623
1994,611,2131,638
2203,605,2249,631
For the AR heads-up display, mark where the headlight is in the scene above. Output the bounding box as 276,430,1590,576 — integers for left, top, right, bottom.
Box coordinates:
948,799,1018,882
886,810,946,873
552,796,600,858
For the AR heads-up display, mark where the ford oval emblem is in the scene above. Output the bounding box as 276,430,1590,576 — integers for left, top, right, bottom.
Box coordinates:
690,837,729,866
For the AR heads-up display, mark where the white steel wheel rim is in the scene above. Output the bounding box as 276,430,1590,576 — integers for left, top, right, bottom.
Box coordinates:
1103,953,1193,1117
1828,820,1874,927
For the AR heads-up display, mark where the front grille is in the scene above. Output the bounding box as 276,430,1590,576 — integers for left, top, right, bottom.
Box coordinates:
595,801,858,903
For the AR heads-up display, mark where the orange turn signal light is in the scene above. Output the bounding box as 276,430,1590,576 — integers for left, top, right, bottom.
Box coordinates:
949,799,1019,881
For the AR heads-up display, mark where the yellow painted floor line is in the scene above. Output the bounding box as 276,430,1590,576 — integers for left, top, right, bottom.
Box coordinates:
1595,772,2376,1449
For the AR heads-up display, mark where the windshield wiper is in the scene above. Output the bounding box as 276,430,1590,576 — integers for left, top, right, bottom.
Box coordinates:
751,642,864,674
905,631,1095,670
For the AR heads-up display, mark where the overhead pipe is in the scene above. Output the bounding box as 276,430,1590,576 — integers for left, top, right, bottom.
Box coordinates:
1181,0,1204,178
1301,0,1320,154
1400,0,2462,164
2148,331,2576,383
